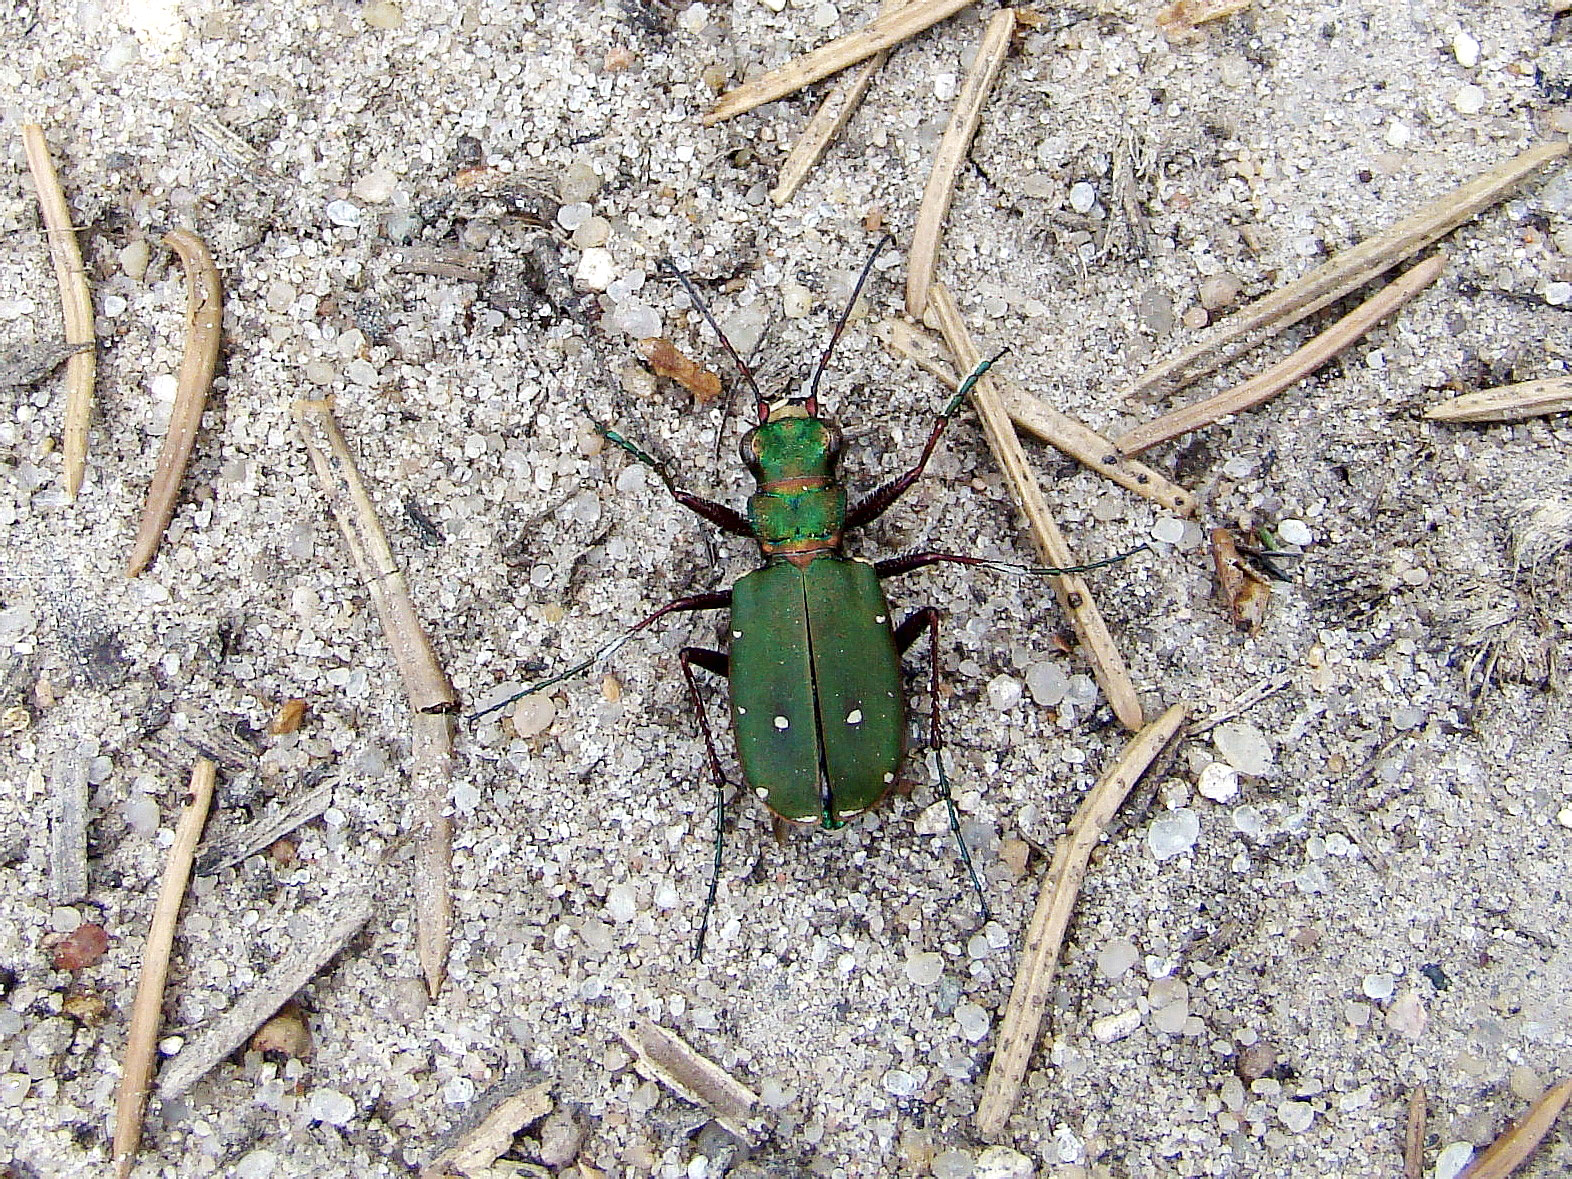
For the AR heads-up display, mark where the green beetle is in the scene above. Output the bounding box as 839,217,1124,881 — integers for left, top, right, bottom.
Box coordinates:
476,238,1136,953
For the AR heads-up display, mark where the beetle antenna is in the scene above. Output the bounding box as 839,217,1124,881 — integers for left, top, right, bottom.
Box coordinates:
805,233,895,412
659,258,767,417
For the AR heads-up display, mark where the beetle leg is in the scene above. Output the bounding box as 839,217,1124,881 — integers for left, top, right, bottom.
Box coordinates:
602,427,755,537
875,546,1148,581
845,351,1006,531
893,608,991,931
679,645,731,960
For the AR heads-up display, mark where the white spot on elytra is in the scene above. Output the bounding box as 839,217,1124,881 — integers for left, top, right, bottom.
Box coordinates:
883,772,895,783
774,715,789,729
754,787,769,799
874,614,886,624
839,807,865,819
846,709,863,725
737,706,747,715
732,630,743,638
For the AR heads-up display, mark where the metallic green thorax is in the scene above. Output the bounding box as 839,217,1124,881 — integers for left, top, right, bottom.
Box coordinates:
728,408,902,827
743,414,847,556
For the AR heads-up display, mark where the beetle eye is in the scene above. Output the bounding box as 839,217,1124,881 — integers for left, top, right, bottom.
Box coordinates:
739,429,763,472
822,423,844,461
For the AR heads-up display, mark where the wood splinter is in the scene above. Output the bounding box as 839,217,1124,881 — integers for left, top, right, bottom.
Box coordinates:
128,229,223,577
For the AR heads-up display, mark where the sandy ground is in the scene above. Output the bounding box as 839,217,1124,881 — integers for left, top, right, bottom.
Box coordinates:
1,0,1570,1175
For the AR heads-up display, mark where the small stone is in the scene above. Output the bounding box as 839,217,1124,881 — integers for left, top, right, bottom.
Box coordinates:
1545,281,1572,308
932,1150,976,1179
905,950,945,986
1092,1009,1141,1043
606,883,637,923
1452,30,1480,68
1068,181,1096,214
124,795,160,837
758,1076,793,1108
1138,287,1175,334
1452,85,1486,115
955,1002,990,1043
1434,1142,1475,1179
233,1149,280,1179
0,1074,31,1107
575,248,616,292
351,169,397,204
558,160,603,203
1096,937,1139,980
1151,998,1189,1034
538,1109,585,1168
1151,516,1186,545
572,216,611,249
1362,972,1395,1000
52,923,110,970
1198,273,1242,311
986,674,1022,711
1147,808,1200,859
1279,1100,1314,1133
557,202,592,231
1236,1041,1275,1082
1214,721,1273,775
362,0,403,28
933,72,957,102
325,199,362,227
974,1145,1035,1179
306,1087,356,1125
1197,763,1240,803
1181,306,1209,329
1024,661,1069,706
608,301,661,339
883,1068,919,1096
810,2,838,29
510,694,556,737
781,281,813,319
1276,518,1313,546
120,238,151,280
1386,991,1427,1040
914,801,951,837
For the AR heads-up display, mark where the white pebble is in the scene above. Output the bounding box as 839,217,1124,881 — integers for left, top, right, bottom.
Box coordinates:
324,200,362,227
1452,30,1480,68
1435,1142,1475,1179
1384,120,1412,148
102,294,127,317
810,1,838,29
1213,720,1273,775
1096,937,1139,980
1386,991,1427,1039
511,694,556,737
1276,518,1313,546
954,1001,990,1042
575,248,616,292
1068,181,1097,214
351,169,397,204
781,281,812,319
1197,763,1239,802
882,1068,919,1096
609,301,661,339
677,3,708,33
1147,808,1200,860
1452,85,1486,115
974,1145,1035,1179
1279,1100,1315,1133
1232,804,1264,838
1362,972,1395,1000
1091,1008,1141,1043
933,72,958,102
1151,997,1189,1034
124,795,160,837
914,801,951,837
986,674,1022,711
905,950,945,986
557,202,593,232
1024,661,1069,706
606,883,637,923
1545,282,1572,308
1151,516,1186,545
307,1087,357,1125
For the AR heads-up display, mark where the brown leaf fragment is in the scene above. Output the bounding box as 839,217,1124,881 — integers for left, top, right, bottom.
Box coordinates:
1404,1084,1427,1179
1211,527,1271,633
1459,1077,1572,1179
52,923,111,970
637,337,722,403
269,697,308,735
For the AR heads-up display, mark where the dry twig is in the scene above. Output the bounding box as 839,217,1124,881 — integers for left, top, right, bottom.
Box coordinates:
421,1077,554,1179
905,8,1015,318
1458,1078,1572,1179
195,779,334,876
1121,142,1567,404
928,283,1144,730
48,742,89,903
295,398,457,996
128,229,223,576
1117,255,1445,455
156,887,375,1099
619,1019,759,1141
22,124,95,500
1404,1084,1427,1179
878,319,1197,515
113,759,216,1178
1424,377,1572,423
770,0,912,205
975,703,1189,1136
705,0,979,124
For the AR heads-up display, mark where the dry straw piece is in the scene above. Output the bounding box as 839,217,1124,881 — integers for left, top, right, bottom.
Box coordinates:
927,282,1144,731
878,319,1198,515
1117,254,1446,454
975,703,1189,1136
1121,142,1568,404
294,397,457,996
21,124,95,500
1424,377,1572,423
128,229,224,576
113,758,216,1178
1457,1077,1572,1179
619,1019,760,1141
905,7,1015,318
705,0,979,124
770,0,913,205
1404,1085,1427,1179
